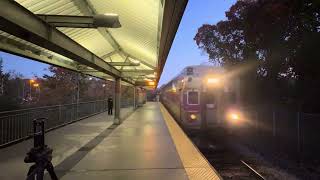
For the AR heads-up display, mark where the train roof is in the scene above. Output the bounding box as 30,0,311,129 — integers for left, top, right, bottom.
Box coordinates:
160,65,224,89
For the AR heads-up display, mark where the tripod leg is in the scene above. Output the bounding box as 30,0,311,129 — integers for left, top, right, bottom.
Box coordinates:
35,166,45,180
26,164,37,180
46,162,58,180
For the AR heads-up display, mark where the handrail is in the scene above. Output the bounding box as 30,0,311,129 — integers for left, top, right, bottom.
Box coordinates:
0,99,109,147
0,99,108,115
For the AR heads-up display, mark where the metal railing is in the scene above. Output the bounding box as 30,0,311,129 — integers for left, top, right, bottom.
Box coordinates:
236,107,320,164
0,100,108,147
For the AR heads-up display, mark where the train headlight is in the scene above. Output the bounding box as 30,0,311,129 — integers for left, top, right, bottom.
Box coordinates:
207,78,220,84
190,114,197,120
228,112,241,123
230,113,239,120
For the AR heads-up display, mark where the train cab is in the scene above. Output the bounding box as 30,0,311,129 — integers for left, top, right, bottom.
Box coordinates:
160,65,241,132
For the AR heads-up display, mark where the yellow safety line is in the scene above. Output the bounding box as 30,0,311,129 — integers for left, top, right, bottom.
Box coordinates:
159,103,222,180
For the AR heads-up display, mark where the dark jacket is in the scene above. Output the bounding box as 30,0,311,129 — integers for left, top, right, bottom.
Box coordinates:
107,98,113,108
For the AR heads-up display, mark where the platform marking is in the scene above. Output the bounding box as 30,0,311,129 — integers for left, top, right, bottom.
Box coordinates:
159,103,222,180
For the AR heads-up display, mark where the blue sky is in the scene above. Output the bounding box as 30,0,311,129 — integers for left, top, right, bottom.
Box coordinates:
0,0,236,83
0,52,50,78
158,0,236,86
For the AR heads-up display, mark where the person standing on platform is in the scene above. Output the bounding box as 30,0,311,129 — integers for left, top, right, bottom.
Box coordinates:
107,96,113,115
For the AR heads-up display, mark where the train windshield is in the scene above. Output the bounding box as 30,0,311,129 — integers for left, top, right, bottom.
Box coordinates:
207,91,216,104
187,91,199,105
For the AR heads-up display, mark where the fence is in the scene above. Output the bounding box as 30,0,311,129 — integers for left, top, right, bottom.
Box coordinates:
0,100,108,147
237,107,320,165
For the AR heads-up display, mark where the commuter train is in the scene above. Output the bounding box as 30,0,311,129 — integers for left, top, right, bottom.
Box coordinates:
160,65,242,132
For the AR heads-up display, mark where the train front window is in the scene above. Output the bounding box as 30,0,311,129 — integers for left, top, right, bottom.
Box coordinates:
187,91,199,105
186,67,193,75
207,92,216,104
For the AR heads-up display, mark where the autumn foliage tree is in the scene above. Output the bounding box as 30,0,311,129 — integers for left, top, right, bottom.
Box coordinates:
40,66,113,106
195,0,320,111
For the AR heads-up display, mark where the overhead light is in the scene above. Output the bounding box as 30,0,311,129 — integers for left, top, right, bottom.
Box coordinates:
148,81,155,86
37,14,121,28
94,14,121,28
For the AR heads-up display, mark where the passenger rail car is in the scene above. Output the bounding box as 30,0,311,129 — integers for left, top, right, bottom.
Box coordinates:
160,65,241,132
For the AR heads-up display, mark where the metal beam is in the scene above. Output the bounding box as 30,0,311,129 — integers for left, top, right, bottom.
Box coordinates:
122,70,154,74
122,52,156,70
109,61,140,66
0,0,121,78
101,50,118,59
73,0,122,50
37,14,121,28
73,0,156,70
0,36,114,80
157,0,188,84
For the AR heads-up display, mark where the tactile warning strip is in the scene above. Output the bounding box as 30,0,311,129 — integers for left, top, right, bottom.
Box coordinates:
160,103,222,180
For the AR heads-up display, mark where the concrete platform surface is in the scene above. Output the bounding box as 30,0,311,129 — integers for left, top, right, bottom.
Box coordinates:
0,107,133,180
0,103,220,180
60,102,189,180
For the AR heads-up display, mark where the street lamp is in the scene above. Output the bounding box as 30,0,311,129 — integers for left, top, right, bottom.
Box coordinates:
29,79,35,99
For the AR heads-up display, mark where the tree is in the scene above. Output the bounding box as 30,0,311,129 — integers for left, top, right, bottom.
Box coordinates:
0,58,21,111
40,66,112,106
194,0,320,111
40,66,81,105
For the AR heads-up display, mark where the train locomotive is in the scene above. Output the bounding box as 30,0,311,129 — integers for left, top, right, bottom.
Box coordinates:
160,65,242,133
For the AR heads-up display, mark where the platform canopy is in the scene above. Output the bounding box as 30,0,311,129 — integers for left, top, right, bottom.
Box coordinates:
0,0,188,86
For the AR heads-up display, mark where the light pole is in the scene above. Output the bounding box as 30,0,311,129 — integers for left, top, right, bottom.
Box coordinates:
102,83,107,109
29,79,35,100
33,83,40,102
102,83,106,99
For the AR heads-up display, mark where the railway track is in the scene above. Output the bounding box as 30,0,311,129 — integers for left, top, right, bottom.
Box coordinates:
191,136,267,179
240,160,265,180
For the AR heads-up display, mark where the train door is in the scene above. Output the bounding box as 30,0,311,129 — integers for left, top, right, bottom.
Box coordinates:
205,90,221,128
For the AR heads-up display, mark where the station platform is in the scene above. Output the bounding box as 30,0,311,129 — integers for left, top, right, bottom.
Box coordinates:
0,102,220,180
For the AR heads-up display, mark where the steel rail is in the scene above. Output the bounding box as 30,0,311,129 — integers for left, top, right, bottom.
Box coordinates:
240,160,266,180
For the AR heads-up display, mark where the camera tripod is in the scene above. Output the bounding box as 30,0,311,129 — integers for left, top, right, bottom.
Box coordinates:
24,118,58,180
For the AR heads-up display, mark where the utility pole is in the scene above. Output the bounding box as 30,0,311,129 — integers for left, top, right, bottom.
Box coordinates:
0,57,4,96
0,78,3,96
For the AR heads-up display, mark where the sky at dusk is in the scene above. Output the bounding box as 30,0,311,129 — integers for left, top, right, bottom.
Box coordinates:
158,0,236,86
0,0,236,84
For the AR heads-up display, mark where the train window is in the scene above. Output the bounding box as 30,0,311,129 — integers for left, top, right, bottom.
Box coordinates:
187,91,199,105
186,67,193,75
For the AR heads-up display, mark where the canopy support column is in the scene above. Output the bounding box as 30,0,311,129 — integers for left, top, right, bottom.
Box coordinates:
114,77,121,125
133,86,137,109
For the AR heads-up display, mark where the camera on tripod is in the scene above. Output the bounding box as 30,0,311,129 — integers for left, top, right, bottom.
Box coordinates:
24,118,58,180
